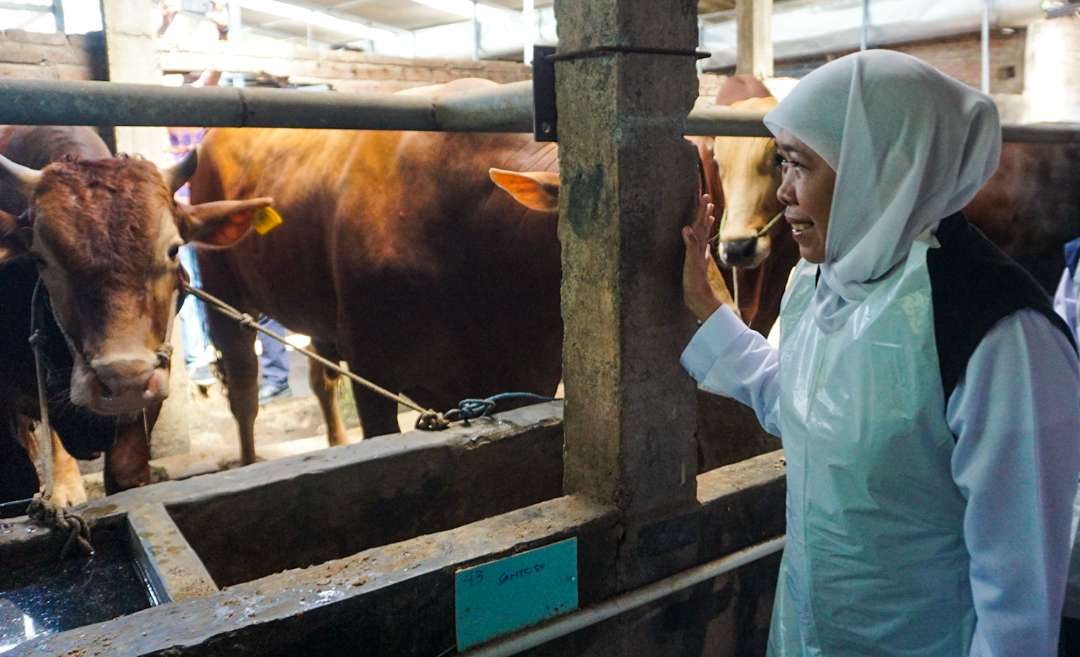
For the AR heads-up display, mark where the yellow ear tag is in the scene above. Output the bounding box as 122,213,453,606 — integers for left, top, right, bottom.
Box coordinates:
253,206,284,235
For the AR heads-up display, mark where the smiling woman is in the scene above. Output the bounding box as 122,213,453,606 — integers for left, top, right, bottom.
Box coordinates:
772,130,836,264
679,49,1079,657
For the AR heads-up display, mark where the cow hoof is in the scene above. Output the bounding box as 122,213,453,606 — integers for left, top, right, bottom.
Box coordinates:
51,478,88,507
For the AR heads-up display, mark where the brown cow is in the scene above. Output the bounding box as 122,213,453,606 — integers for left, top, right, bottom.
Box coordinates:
0,125,271,503
189,79,563,463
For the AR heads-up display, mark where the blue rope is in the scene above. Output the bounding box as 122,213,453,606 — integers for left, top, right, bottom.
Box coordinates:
446,392,560,423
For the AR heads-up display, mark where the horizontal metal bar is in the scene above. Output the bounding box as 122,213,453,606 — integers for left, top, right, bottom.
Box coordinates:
1001,123,1080,144
0,78,1076,143
0,78,533,133
685,107,772,137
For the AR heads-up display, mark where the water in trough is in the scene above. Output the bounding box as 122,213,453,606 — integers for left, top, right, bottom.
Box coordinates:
0,525,155,654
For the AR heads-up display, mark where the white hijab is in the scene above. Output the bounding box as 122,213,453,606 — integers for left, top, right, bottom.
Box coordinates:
763,50,1002,331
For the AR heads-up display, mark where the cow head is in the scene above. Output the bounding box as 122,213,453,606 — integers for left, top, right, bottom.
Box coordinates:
0,150,272,416
712,95,783,269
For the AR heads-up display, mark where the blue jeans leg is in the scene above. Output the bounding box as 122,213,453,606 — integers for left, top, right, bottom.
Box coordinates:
258,317,290,388
178,246,212,368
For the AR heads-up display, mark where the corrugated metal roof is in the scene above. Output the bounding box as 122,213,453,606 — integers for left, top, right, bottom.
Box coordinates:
239,0,733,44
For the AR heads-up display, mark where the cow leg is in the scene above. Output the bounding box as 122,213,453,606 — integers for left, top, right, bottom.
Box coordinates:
50,431,87,506
310,341,348,447
351,383,400,439
208,310,260,464
103,406,157,494
0,411,39,503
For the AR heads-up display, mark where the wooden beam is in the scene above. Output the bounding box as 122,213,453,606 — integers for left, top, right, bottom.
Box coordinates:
735,0,773,78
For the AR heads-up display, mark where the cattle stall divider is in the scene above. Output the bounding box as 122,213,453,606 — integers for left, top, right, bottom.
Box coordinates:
2,64,1079,657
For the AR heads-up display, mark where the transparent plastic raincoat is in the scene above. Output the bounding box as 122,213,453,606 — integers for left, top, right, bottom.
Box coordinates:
682,51,1080,657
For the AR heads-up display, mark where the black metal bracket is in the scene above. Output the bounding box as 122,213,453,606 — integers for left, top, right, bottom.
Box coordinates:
532,45,558,142
531,44,712,143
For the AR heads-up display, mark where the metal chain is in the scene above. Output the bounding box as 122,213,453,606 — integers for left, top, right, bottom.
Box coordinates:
181,281,451,430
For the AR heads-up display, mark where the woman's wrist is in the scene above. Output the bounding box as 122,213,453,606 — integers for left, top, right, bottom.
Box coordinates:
687,286,723,323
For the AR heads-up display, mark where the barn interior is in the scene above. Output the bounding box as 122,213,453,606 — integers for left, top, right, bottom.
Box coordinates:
0,1,1078,656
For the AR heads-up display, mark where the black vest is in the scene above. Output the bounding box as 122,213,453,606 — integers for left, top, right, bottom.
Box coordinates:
926,213,1076,404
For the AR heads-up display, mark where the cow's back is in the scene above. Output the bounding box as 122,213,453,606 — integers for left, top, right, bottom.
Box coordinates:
190,125,562,409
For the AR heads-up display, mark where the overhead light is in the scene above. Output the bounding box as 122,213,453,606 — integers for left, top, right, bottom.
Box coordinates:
410,0,514,23
238,0,393,40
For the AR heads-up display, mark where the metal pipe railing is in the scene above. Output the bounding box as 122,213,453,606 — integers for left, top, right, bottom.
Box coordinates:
0,77,1077,143
0,78,534,132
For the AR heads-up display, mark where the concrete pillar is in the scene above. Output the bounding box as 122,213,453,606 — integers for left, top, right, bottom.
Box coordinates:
99,0,169,162
555,0,700,526
736,0,773,78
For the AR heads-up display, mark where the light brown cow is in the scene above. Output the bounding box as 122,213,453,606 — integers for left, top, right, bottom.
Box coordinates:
708,76,800,334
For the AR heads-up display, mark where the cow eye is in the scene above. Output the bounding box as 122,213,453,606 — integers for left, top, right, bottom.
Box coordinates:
167,244,181,261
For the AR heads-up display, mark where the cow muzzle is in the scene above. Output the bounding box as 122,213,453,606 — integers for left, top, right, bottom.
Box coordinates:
719,235,769,268
73,353,170,415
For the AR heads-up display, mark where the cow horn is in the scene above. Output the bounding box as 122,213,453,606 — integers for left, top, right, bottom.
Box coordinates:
160,148,198,194
0,154,43,199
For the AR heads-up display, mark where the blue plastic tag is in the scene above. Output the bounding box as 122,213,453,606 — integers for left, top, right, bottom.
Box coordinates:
455,538,579,650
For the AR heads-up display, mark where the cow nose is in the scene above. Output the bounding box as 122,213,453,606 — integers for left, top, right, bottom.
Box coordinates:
722,237,758,264
91,357,156,398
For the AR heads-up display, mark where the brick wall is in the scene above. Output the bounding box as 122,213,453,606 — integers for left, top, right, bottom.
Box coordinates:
765,29,1027,95
0,29,106,81
156,41,532,92
892,30,1027,95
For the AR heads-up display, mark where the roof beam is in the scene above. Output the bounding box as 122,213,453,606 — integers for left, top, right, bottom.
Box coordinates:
409,0,516,23
235,0,396,40
0,2,50,12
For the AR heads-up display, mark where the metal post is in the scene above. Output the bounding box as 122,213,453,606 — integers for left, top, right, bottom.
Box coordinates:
861,0,870,50
472,0,481,61
523,0,535,65
981,0,991,93
51,0,64,33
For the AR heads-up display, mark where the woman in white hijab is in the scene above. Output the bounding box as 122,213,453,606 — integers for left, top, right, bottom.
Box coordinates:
681,50,1079,657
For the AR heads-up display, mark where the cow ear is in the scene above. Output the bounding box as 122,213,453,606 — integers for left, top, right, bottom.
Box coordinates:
177,197,274,247
0,209,28,264
489,168,560,212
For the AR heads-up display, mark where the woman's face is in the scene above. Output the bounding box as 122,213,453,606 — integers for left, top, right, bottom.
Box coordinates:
774,130,837,263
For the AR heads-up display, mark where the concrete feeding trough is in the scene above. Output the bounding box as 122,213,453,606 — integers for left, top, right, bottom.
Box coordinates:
0,520,161,652
0,402,785,656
